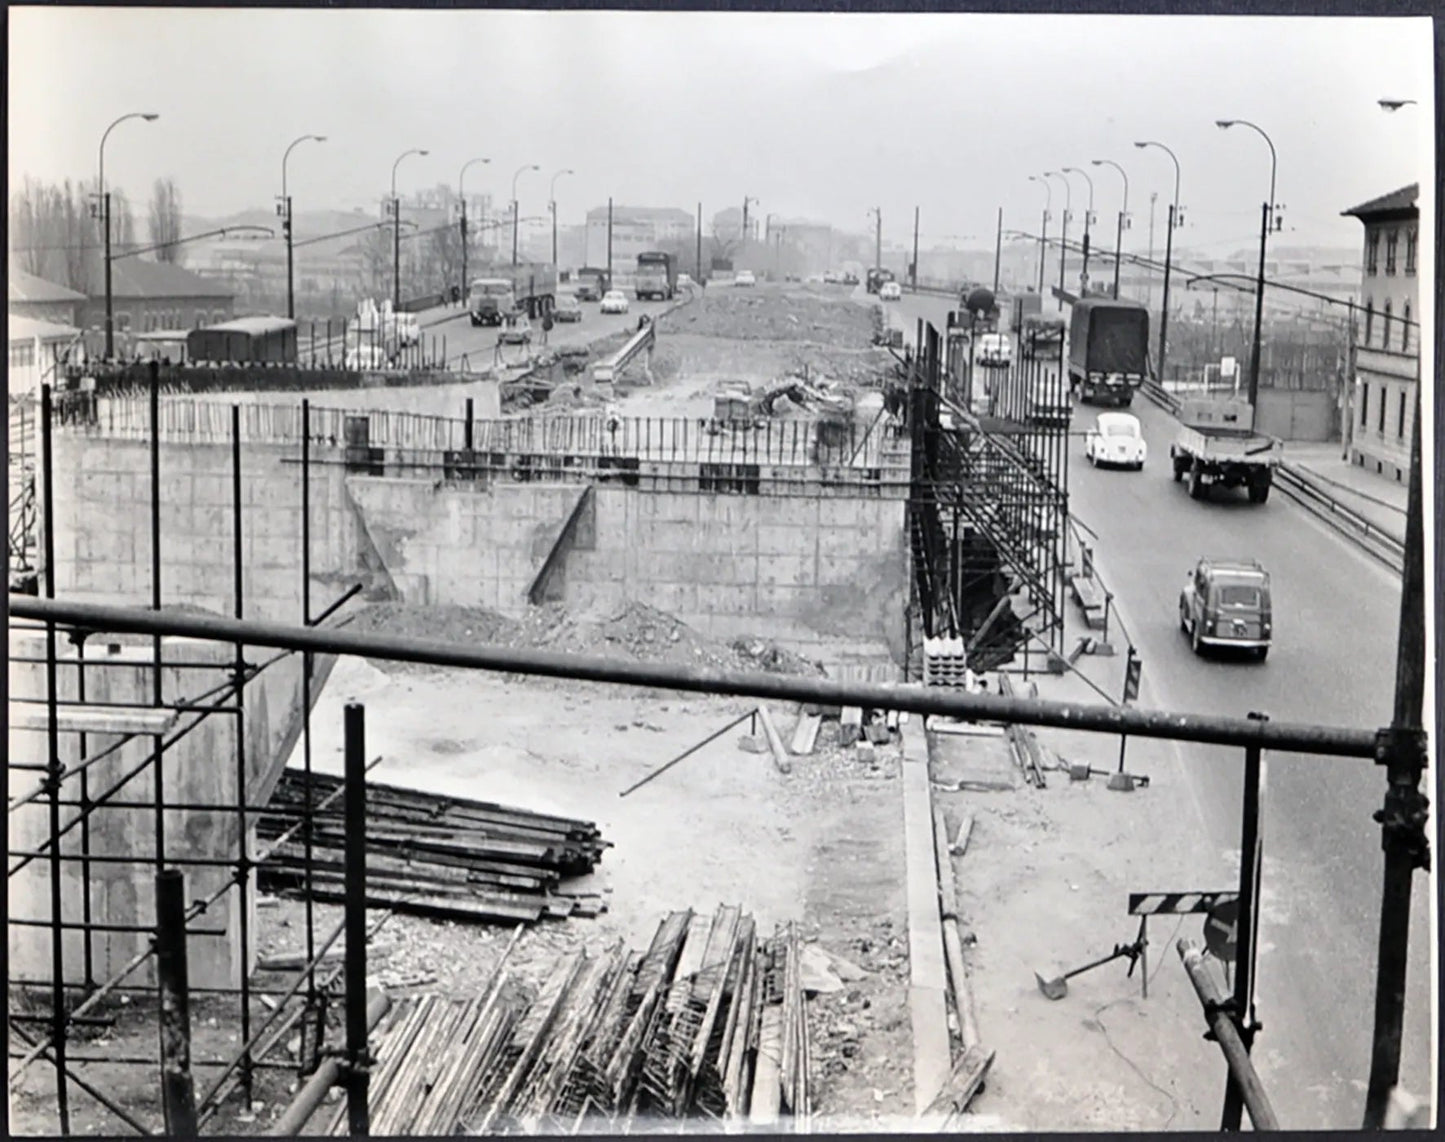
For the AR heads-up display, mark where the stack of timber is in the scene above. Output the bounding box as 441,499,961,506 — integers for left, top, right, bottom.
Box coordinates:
319,906,811,1135
257,769,609,925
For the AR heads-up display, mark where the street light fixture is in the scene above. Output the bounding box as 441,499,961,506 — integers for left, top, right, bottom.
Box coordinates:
549,168,574,268
280,134,326,321
1043,172,1071,310
1091,159,1130,299
390,148,429,309
1378,99,1417,112
1028,175,1052,295
1134,140,1183,385
511,163,540,266
458,157,490,305
1216,118,1279,408
97,112,159,360
1061,167,1096,295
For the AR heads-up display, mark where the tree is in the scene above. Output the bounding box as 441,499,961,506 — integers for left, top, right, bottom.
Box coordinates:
147,177,184,264
422,223,464,299
355,226,391,299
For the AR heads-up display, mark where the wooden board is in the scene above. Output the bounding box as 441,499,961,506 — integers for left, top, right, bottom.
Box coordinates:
10,704,179,736
789,712,822,756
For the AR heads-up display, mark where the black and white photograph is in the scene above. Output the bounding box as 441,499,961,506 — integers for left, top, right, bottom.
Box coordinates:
5,4,1437,1136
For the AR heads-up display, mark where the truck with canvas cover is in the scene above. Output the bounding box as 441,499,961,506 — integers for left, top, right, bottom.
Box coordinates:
468,264,558,326
634,251,677,301
1068,298,1150,406
1169,396,1282,503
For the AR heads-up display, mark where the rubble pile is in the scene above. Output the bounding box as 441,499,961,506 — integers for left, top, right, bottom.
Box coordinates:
671,289,873,349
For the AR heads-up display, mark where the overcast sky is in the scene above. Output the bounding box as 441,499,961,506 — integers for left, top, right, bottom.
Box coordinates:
8,8,1434,255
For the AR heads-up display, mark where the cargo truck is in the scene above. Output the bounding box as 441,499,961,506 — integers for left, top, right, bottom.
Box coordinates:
1168,397,1283,503
467,263,558,326
635,251,677,301
1067,298,1151,407
575,266,610,301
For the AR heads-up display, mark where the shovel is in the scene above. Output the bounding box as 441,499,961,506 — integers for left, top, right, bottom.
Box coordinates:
1035,937,1145,1001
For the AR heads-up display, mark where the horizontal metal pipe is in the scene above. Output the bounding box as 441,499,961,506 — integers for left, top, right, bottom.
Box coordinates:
10,597,1379,757
266,992,391,1137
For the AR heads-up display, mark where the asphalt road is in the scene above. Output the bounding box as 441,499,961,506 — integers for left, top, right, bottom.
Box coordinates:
890,289,1432,1129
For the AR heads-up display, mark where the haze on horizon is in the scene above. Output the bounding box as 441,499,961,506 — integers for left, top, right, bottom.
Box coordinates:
7,8,1434,255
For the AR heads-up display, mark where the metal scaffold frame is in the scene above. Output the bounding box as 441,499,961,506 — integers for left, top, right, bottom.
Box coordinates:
5,362,1430,1134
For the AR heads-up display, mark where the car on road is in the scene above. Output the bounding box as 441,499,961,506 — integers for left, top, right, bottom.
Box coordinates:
600,289,630,315
878,280,903,301
497,313,532,345
734,270,757,287
554,293,583,323
1084,412,1147,470
1179,557,1272,660
976,332,1013,368
677,273,694,290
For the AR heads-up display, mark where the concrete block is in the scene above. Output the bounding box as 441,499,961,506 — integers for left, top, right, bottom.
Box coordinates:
702,583,757,616
648,582,699,615
757,553,816,588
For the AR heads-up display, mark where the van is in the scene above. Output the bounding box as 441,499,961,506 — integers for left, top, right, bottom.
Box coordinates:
1178,558,1272,660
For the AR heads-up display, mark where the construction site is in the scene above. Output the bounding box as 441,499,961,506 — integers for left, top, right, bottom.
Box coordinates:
6,283,1431,1135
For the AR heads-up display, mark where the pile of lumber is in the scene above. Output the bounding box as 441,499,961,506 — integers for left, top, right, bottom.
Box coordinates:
318,906,810,1135
257,770,609,924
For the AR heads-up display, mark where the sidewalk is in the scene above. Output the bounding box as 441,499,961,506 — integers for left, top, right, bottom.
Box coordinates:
1278,442,1409,545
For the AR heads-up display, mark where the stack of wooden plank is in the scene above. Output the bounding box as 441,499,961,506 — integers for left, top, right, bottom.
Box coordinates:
257,770,610,924
322,906,810,1135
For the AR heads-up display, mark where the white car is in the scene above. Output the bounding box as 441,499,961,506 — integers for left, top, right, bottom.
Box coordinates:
600,289,630,314
1085,412,1147,470
976,332,1012,367
879,280,903,301
734,270,757,287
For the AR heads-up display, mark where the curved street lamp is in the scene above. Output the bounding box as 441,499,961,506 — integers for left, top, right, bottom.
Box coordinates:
1043,172,1071,310
1028,175,1052,294
281,134,326,319
1378,98,1417,112
390,148,429,308
1061,166,1096,295
1091,159,1129,299
98,112,159,359
511,163,540,266
1216,119,1278,406
548,168,574,268
458,157,490,303
1134,140,1182,384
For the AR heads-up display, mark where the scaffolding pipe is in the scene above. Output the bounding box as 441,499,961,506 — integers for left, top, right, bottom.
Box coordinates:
230,405,255,1104
1176,939,1280,1130
155,869,198,1136
343,703,370,1135
266,992,390,1137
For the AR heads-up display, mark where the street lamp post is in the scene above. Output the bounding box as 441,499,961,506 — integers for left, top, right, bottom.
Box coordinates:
1044,172,1070,310
1134,140,1182,385
1028,175,1051,296
742,196,759,246
281,134,326,321
548,168,573,268
97,112,159,360
390,148,429,310
1092,159,1129,299
1062,167,1096,295
867,207,882,277
1216,119,1278,409
458,157,491,307
511,163,539,267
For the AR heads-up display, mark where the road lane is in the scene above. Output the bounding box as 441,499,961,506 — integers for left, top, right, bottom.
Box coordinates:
890,288,1433,1127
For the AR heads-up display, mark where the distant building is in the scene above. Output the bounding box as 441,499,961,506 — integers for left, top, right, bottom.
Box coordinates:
78,260,234,353
586,206,695,272
9,269,86,327
1341,183,1418,482
9,314,81,394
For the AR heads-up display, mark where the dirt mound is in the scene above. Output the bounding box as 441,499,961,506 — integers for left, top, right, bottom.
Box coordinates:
666,290,875,348
731,636,827,676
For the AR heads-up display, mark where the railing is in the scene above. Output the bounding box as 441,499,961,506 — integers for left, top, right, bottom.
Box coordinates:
1272,467,1405,575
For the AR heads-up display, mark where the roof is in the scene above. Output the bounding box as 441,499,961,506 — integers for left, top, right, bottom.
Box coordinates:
1341,183,1419,219
197,316,295,335
9,268,88,306
9,313,80,344
1072,296,1149,313
1200,558,1268,576
110,259,234,300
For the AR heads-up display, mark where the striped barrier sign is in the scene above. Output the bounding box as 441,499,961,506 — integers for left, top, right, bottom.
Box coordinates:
1128,891,1239,916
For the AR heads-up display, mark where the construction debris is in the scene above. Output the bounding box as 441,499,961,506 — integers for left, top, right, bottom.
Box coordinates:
258,770,610,925
312,906,811,1135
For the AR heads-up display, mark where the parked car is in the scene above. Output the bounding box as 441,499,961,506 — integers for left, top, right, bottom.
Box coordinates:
1178,558,1272,660
879,280,903,301
600,289,630,314
554,293,583,323
1084,412,1147,470
498,313,532,345
976,332,1013,367
734,270,757,287
677,273,694,290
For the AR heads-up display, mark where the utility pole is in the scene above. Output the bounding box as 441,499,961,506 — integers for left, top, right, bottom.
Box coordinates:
1248,200,1270,408
912,206,920,291
874,207,882,274
606,197,613,284
992,207,1003,293
1147,191,1158,309
1341,297,1356,460
696,201,703,281
459,157,490,309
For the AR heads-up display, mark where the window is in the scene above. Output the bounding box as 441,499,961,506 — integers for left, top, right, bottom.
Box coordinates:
1383,300,1393,349
1378,384,1387,432
9,341,36,368
1403,302,1411,353
1360,383,1369,427
1364,299,1374,345
1398,390,1407,440
1366,231,1380,275
1405,228,1417,275
1385,230,1399,275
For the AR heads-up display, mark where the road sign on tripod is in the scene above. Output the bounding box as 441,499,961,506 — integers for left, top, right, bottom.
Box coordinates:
1204,897,1239,963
